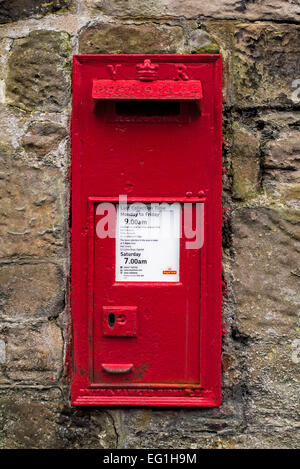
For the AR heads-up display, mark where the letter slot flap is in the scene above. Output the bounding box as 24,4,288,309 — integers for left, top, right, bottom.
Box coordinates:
92,80,202,111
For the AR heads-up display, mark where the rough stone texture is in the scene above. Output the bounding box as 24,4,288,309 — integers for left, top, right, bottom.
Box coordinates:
0,263,65,320
264,132,300,171
0,105,23,147
87,0,300,22
0,0,299,451
232,207,300,341
79,22,184,54
0,145,66,258
0,389,119,449
0,339,5,364
22,122,67,159
232,207,300,447
184,28,221,55
2,321,63,373
263,129,300,200
0,389,63,449
204,21,300,108
0,0,72,24
114,398,245,448
232,125,260,200
233,23,300,108
6,30,71,112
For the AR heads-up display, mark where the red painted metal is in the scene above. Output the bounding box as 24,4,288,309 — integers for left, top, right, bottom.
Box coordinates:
71,54,223,407
102,364,134,374
92,79,203,111
102,306,137,337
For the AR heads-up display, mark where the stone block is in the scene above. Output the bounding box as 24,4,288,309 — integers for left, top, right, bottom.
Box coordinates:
0,145,66,258
78,22,184,54
0,0,72,24
232,207,300,340
0,389,63,449
118,400,244,448
0,263,65,320
0,389,118,448
233,23,300,107
22,122,67,159
231,125,260,200
2,320,63,374
263,129,300,201
86,0,300,22
6,30,71,112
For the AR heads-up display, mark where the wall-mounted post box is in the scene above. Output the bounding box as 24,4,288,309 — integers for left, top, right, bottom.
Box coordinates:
71,54,222,407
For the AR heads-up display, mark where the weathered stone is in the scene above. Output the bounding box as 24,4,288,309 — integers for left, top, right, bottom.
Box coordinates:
0,106,24,147
264,132,300,172
118,399,244,448
232,206,300,448
87,0,300,22
56,407,118,449
232,207,300,341
237,431,300,449
247,341,300,396
0,38,11,82
0,0,72,24
78,22,184,54
6,30,71,112
233,23,300,107
3,321,63,373
222,351,242,386
0,339,5,364
203,21,300,107
22,122,67,158
0,389,63,449
0,145,66,258
264,170,300,203
203,21,236,104
258,126,300,202
242,339,300,448
0,263,64,320
232,125,260,200
258,111,300,132
184,29,221,54
0,389,118,449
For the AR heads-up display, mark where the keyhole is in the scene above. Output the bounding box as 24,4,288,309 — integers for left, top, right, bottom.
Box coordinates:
108,312,116,328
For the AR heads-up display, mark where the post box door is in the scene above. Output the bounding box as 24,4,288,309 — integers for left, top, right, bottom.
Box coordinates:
71,54,222,407
92,201,202,385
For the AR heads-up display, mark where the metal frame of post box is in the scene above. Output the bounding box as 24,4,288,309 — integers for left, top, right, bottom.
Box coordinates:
71,54,223,407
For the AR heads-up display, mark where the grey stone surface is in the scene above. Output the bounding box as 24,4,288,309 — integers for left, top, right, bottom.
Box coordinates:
204,21,300,108
0,389,118,449
233,23,300,107
0,0,72,24
231,125,260,200
263,129,300,201
0,144,66,258
79,22,184,54
22,122,67,159
6,30,71,112
86,0,300,22
0,263,65,320
232,207,300,341
2,321,63,373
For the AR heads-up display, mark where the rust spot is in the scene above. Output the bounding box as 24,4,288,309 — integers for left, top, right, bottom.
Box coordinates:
124,363,149,382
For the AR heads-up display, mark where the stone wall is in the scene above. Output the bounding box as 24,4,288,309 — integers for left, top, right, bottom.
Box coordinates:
0,0,299,449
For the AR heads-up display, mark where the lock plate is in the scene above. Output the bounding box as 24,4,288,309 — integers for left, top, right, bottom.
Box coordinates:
102,306,137,337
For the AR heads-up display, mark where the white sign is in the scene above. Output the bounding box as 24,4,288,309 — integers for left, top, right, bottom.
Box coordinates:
116,203,181,282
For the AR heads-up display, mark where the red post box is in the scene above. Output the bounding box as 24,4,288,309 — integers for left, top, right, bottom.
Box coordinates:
71,54,222,407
